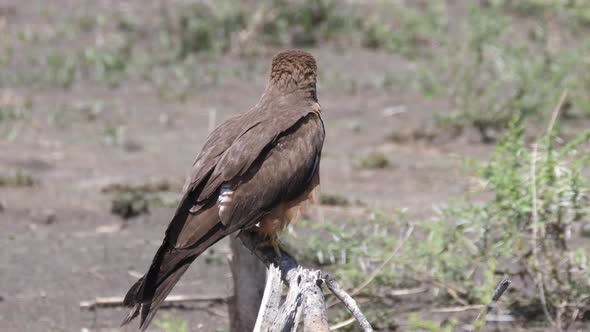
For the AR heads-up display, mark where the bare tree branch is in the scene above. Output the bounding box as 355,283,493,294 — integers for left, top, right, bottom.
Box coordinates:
324,274,374,332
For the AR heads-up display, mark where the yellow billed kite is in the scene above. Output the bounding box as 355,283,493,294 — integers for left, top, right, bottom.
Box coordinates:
121,49,324,330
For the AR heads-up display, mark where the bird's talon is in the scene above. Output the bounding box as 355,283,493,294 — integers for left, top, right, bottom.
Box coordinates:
272,240,282,258
258,238,282,258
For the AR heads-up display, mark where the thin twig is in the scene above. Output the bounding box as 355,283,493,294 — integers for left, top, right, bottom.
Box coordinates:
325,274,374,332
329,317,355,331
389,286,429,296
445,286,469,306
485,314,515,323
406,276,469,306
431,305,484,313
546,90,568,136
530,144,557,328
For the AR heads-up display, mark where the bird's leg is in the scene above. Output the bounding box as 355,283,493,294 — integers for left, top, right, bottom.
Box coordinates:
256,235,283,258
270,236,282,258
238,231,299,281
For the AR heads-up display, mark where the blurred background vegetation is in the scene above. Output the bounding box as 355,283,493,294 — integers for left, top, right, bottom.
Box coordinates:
1,0,589,331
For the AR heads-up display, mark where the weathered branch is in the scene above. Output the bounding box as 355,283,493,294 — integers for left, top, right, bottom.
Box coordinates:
253,265,284,332
237,230,373,332
252,264,326,332
324,274,374,332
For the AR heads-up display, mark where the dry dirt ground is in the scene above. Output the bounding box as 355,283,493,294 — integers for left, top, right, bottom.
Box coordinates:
1,1,572,332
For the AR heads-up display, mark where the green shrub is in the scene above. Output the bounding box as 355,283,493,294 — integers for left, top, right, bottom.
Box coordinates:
0,92,32,122
155,314,188,332
361,2,447,58
422,3,590,141
358,152,389,169
0,170,36,187
503,0,590,28
285,210,411,290
408,118,590,326
246,0,352,48
163,1,245,58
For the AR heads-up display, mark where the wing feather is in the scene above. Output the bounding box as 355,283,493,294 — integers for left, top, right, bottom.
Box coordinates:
219,112,325,230
181,100,321,213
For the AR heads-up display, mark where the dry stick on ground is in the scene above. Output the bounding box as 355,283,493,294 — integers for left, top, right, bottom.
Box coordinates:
79,294,227,310
431,305,485,314
237,230,374,332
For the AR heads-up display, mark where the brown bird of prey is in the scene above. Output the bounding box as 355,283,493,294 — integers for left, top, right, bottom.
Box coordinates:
121,49,324,330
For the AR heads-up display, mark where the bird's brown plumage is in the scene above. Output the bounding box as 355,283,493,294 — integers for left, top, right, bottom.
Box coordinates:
121,49,324,330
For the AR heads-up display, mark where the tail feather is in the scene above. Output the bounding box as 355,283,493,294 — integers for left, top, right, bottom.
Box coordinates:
120,258,194,330
121,186,229,330
120,304,140,327
121,221,226,330
138,262,193,330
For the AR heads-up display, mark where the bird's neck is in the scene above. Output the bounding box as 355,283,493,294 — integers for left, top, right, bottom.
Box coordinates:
259,80,317,105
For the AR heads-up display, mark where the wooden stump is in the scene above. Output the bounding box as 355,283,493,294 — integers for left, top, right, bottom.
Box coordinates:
228,236,266,332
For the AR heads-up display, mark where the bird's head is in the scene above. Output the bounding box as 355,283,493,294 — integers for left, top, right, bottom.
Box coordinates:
268,49,317,100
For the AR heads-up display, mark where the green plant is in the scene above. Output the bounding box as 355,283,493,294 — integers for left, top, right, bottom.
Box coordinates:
104,180,181,219
0,92,32,122
0,170,35,187
244,0,352,48
102,125,125,146
284,210,412,290
358,152,389,169
410,118,590,327
80,46,129,84
502,0,590,28
320,193,350,206
361,2,447,59
425,3,590,141
408,314,457,332
110,191,150,219
155,314,188,332
45,51,78,88
436,4,512,141
161,1,245,58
